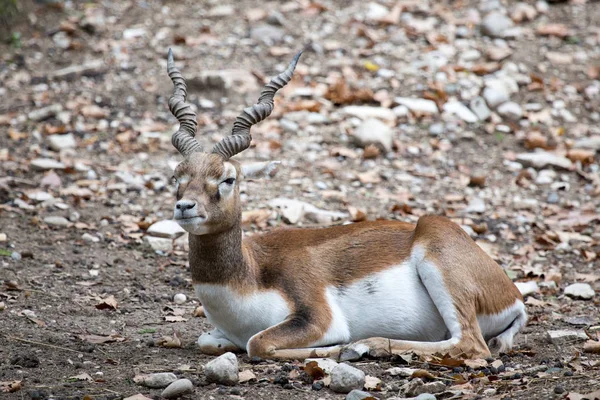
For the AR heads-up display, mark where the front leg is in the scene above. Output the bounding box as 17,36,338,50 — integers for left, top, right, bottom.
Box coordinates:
247,313,329,359
198,329,241,356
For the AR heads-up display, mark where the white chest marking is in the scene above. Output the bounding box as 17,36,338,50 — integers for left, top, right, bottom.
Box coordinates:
194,284,290,349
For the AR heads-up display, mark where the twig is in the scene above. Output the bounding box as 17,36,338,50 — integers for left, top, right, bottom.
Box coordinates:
6,335,83,354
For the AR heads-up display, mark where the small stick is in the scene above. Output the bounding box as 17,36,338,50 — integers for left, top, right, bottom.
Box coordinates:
7,336,83,354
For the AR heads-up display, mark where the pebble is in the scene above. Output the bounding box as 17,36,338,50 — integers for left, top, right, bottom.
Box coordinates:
481,11,514,38
516,152,573,170
147,220,186,239
340,343,370,362
385,367,418,377
353,118,393,152
250,24,285,44
392,105,409,117
564,283,595,300
394,97,439,114
48,133,76,151
82,233,100,243
173,293,187,304
143,372,178,388
443,100,478,123
470,96,491,121
342,106,396,122
497,101,523,120
535,169,556,185
44,216,70,227
205,352,239,386
329,363,366,394
161,379,193,399
546,330,588,345
305,358,339,374
547,192,559,204
483,84,510,109
574,136,600,151
28,104,63,121
405,378,446,397
346,389,377,400
515,281,539,297
30,158,66,171
464,197,486,213
365,2,389,21
123,27,147,40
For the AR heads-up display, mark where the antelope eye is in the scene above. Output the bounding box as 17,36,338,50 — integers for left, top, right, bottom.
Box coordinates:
222,178,235,185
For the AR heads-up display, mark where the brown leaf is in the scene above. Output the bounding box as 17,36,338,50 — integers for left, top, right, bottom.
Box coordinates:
583,340,600,354
536,24,569,38
324,78,374,105
0,381,22,393
411,369,436,379
242,209,272,228
239,369,257,383
156,332,182,348
464,359,488,369
438,354,465,367
362,144,380,160
193,305,206,318
567,149,595,165
303,361,325,380
80,334,126,344
95,295,118,310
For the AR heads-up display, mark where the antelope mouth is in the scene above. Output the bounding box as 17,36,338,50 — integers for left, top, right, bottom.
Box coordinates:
175,216,205,224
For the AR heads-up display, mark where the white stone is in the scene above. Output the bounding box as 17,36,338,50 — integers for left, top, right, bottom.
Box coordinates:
464,197,486,213
48,133,76,151
330,363,366,394
143,372,178,388
574,136,600,151
144,236,173,253
470,97,491,121
161,379,193,399
483,86,510,109
394,97,438,114
365,2,389,21
443,100,478,123
460,49,482,62
28,104,63,121
30,158,66,171
353,118,393,152
515,281,539,297
205,352,239,385
28,191,54,202
147,220,186,239
346,389,375,400
82,233,100,243
516,152,573,170
564,283,595,300
535,169,557,185
250,24,285,44
385,367,418,377
173,293,187,304
123,27,147,40
342,106,396,122
481,11,515,38
546,330,588,345
392,105,409,117
44,216,70,227
405,378,446,397
497,102,523,120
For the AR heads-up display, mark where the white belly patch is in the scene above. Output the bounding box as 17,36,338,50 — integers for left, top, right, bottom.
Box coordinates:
312,262,448,347
194,284,290,349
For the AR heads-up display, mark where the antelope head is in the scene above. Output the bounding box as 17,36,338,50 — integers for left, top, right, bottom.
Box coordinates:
167,49,301,235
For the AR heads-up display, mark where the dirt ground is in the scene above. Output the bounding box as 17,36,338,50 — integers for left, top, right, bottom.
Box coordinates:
1,0,600,399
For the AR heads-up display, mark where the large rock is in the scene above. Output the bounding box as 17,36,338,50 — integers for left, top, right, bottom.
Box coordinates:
330,363,366,394
143,372,178,388
394,97,438,114
340,343,370,362
546,330,588,345
564,283,595,300
481,11,514,38
353,119,393,152
147,220,186,239
204,352,239,386
161,379,193,399
144,236,173,253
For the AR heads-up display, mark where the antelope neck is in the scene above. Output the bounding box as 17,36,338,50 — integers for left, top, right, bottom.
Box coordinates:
188,221,251,284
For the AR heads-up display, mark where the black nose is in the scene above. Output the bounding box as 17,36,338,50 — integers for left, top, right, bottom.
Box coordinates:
176,201,196,211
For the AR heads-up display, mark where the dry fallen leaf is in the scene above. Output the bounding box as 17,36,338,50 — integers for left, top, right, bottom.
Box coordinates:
411,369,436,379
193,305,206,318
303,361,326,380
464,359,488,369
95,295,118,310
156,331,182,348
80,334,126,344
0,381,22,393
583,340,600,354
164,315,187,322
348,206,367,222
239,369,257,383
364,375,382,391
69,373,94,382
536,24,569,38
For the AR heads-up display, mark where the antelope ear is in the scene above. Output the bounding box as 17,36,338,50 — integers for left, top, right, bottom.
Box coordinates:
241,161,281,180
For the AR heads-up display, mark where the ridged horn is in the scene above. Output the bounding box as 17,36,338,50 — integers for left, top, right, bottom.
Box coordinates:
167,48,202,157
212,51,302,160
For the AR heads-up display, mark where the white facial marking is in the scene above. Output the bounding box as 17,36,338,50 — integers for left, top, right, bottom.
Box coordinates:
217,162,237,198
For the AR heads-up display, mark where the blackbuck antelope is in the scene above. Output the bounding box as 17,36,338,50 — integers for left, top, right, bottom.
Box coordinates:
166,50,527,360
